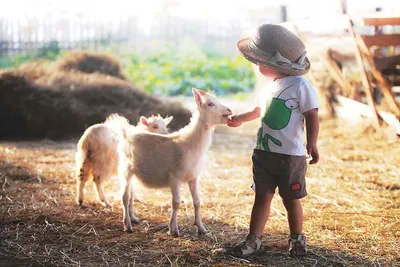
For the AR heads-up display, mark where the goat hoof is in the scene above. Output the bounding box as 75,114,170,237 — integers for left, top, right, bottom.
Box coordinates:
195,223,207,235
124,227,133,233
198,229,207,235
197,227,207,235
78,200,83,206
169,229,180,237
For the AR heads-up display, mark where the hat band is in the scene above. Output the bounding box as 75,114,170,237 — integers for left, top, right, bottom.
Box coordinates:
249,39,307,71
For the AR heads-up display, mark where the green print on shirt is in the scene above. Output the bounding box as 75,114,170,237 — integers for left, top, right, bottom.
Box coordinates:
256,128,282,152
256,84,299,151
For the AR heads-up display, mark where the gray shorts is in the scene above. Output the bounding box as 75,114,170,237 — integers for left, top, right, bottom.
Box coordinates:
252,149,307,200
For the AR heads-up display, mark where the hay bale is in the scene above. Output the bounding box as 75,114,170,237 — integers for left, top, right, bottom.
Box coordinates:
56,51,126,79
18,61,53,80
0,66,191,140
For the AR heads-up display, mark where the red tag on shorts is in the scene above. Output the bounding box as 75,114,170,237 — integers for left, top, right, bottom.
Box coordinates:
291,182,301,191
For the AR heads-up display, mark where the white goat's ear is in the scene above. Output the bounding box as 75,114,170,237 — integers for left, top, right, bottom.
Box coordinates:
140,116,148,126
198,89,207,96
192,87,203,107
164,116,173,125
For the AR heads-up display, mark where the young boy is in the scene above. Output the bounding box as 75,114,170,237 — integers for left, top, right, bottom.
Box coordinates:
228,24,320,257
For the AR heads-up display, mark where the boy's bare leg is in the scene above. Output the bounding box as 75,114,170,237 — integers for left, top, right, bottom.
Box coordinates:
249,193,274,238
282,198,303,235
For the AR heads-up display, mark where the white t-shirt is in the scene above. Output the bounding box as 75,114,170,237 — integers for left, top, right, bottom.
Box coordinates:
255,76,319,156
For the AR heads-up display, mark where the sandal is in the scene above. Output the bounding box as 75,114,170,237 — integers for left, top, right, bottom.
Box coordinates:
289,234,307,256
232,234,264,258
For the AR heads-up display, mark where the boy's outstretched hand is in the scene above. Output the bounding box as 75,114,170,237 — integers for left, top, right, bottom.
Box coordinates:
227,107,261,128
227,115,242,127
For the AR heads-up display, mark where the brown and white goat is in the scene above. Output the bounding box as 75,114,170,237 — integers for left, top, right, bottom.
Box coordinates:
118,88,232,235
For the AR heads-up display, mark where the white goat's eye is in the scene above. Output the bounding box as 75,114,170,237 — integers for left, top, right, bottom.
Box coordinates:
153,125,159,129
208,102,215,107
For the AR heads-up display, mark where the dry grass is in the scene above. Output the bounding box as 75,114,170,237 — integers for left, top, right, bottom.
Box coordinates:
0,107,399,266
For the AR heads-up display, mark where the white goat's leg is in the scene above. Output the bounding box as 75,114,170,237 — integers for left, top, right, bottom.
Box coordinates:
121,173,133,232
76,178,87,207
169,181,181,236
128,185,140,224
76,166,90,206
93,176,112,208
188,179,207,235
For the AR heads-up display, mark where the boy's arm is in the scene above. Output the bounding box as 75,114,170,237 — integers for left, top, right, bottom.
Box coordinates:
228,106,261,127
304,108,319,164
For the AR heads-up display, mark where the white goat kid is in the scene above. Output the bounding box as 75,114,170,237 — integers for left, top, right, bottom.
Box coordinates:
137,114,173,134
118,88,232,235
75,114,173,207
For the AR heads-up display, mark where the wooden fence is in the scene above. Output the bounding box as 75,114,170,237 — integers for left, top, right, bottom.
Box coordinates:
0,11,281,56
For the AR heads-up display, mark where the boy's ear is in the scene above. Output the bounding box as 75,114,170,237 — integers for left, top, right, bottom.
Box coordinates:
192,87,203,107
140,116,148,126
164,116,173,125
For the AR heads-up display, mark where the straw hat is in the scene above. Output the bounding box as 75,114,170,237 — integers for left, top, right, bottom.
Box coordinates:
237,24,310,76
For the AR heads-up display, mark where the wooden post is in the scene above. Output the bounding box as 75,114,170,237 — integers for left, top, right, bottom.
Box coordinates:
319,49,356,98
355,35,400,118
348,18,381,129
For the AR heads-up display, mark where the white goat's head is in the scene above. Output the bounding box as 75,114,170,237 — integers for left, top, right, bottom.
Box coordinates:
192,87,232,126
138,114,173,134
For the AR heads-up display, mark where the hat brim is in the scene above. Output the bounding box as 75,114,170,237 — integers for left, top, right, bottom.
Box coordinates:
237,37,310,76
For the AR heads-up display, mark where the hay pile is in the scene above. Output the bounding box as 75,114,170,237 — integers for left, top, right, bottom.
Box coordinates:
56,51,126,79
0,52,192,140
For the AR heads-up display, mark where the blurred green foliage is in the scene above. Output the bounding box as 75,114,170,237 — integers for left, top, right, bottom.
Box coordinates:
1,42,255,96
0,41,63,69
123,45,255,96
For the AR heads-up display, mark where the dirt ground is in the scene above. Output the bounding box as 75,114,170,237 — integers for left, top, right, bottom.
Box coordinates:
0,101,399,266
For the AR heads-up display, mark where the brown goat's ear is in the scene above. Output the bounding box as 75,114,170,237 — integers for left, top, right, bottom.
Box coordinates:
140,116,148,126
192,88,203,107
